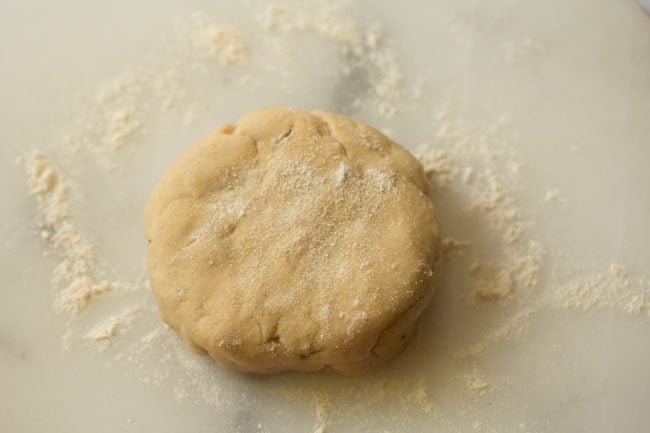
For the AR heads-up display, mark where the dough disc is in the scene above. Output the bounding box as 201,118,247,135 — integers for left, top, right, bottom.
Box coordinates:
145,107,441,375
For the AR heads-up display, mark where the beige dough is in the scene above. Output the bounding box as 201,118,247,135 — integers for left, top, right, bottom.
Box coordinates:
145,107,441,375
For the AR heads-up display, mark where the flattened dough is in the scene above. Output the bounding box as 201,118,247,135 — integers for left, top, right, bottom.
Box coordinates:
145,107,441,375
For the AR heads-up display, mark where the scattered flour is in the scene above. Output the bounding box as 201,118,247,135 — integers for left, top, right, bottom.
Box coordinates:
415,108,546,303
332,162,349,185
627,294,650,316
543,189,562,203
23,151,114,315
18,3,650,433
441,237,471,259
609,262,629,279
365,167,395,191
255,2,404,117
456,308,537,360
552,266,650,317
461,366,494,396
189,13,250,65
312,393,331,433
85,305,144,352
58,63,188,169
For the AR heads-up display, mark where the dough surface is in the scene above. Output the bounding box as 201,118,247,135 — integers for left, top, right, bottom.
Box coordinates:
145,107,441,375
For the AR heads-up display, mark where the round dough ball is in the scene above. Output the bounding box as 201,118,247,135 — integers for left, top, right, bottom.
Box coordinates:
145,107,441,375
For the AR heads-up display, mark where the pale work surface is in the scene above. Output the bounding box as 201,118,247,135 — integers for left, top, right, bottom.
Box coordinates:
1,1,650,432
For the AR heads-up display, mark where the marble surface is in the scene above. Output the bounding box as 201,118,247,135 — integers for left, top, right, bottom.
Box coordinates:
1,1,650,432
